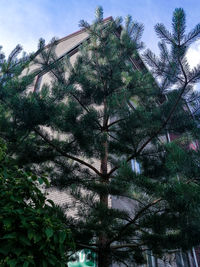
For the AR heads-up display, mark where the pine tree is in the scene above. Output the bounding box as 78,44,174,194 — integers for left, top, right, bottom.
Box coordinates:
1,7,200,267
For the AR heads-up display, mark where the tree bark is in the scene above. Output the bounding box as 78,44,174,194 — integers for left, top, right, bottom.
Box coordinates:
98,248,110,267
98,98,110,267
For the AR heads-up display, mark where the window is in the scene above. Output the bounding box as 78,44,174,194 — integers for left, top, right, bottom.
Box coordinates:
146,251,158,267
131,158,140,174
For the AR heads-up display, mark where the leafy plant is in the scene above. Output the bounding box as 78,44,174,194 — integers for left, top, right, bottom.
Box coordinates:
0,140,74,266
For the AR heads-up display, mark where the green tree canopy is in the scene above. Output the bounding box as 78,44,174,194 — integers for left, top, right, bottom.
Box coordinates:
1,7,200,267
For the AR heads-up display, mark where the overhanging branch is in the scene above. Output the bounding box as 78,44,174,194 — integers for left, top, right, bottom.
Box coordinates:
34,127,102,177
108,198,162,245
108,82,188,176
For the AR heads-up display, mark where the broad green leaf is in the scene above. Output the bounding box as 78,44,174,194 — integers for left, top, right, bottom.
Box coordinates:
38,177,44,185
7,259,17,267
23,262,29,267
59,231,66,244
45,227,54,239
2,232,16,239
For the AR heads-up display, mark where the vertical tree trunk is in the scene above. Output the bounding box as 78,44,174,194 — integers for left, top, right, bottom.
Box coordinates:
98,98,110,267
98,197,110,266
98,248,110,267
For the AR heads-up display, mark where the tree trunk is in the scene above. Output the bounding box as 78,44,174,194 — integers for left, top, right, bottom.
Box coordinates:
98,98,110,267
98,248,110,267
98,193,110,267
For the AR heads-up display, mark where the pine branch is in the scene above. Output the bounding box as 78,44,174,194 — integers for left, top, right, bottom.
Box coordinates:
34,127,102,176
107,118,126,129
108,198,162,245
95,6,103,22
188,65,200,84
8,130,31,156
154,23,175,45
144,49,184,84
192,105,200,115
172,8,186,45
178,57,188,83
7,45,22,65
135,84,186,153
112,256,129,267
144,49,160,70
183,23,200,46
107,132,120,142
111,244,138,249
108,63,188,177
49,67,102,130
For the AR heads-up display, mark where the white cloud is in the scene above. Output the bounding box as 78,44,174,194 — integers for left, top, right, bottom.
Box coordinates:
186,40,200,91
186,40,200,69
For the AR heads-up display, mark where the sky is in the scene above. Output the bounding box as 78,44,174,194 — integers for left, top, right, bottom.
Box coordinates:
1,0,200,68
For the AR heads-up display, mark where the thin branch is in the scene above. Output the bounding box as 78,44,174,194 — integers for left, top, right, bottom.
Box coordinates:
145,51,184,84
186,178,200,184
108,82,187,176
76,243,98,252
111,243,142,249
49,67,102,130
157,27,176,45
127,100,137,112
107,118,126,129
191,106,200,115
34,127,102,177
108,198,162,245
7,130,31,156
183,29,200,46
107,132,120,142
178,57,188,83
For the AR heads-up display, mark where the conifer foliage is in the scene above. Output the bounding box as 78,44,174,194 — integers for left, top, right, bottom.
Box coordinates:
1,7,200,266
